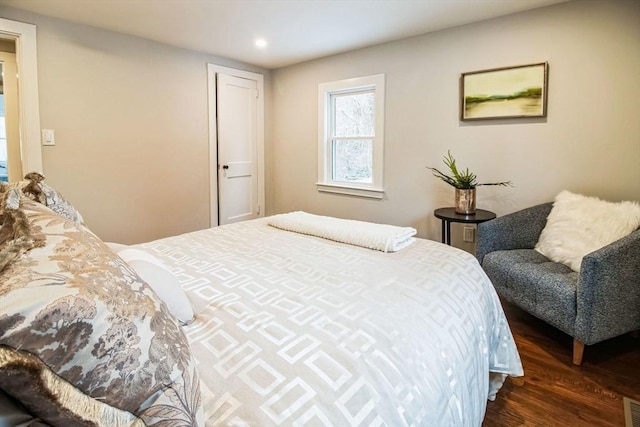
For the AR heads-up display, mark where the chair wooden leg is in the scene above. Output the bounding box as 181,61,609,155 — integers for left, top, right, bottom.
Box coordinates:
573,339,585,365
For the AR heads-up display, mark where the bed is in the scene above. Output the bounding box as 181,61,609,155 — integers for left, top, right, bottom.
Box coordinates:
0,176,523,426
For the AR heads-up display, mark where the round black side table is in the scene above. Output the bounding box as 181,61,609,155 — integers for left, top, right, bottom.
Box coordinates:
434,207,496,245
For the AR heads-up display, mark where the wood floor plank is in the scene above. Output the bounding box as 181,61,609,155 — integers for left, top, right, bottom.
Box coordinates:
483,300,640,427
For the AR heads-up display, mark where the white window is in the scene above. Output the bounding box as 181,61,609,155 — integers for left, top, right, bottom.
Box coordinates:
317,74,385,199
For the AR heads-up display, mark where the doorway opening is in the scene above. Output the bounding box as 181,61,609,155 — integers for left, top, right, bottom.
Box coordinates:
0,48,20,183
0,69,6,182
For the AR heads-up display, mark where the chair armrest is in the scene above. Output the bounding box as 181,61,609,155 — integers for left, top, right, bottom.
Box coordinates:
575,229,640,344
476,202,553,264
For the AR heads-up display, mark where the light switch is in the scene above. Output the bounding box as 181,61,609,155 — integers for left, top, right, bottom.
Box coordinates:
463,226,475,243
41,129,55,146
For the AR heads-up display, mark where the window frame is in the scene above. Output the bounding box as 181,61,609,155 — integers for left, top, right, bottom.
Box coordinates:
317,74,385,199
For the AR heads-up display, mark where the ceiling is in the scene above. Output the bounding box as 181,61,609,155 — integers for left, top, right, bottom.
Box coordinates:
0,0,569,69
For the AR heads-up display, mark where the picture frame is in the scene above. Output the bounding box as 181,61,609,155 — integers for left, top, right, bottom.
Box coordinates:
460,62,548,121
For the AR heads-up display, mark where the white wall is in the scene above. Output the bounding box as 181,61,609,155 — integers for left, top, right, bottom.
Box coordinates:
272,0,640,245
0,7,273,244
2,1,638,247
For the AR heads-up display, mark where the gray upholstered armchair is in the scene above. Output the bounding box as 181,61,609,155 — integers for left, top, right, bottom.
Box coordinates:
476,202,640,365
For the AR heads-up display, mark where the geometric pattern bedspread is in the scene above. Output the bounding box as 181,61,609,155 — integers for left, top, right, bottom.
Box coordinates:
138,218,523,426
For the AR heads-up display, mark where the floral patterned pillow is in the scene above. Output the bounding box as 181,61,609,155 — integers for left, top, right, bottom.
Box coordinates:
0,197,203,426
0,188,43,272
0,345,146,426
1,172,84,224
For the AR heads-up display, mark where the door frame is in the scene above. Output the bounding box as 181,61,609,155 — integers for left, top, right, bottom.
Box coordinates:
0,19,42,175
207,63,264,227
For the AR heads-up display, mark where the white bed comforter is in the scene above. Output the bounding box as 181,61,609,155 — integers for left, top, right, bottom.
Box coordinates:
138,218,522,426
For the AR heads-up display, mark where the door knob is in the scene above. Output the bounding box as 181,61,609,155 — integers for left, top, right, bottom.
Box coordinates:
222,165,229,169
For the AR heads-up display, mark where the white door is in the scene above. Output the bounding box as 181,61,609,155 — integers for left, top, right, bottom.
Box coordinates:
216,73,259,225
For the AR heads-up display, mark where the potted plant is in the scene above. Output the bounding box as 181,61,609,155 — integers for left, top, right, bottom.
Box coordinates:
427,150,511,214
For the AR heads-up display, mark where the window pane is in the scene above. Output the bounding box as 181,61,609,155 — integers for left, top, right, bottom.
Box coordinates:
332,139,373,183
333,92,374,137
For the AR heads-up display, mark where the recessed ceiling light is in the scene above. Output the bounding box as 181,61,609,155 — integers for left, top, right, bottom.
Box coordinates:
255,39,267,48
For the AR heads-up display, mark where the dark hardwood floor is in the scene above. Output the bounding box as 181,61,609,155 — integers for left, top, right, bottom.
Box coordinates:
483,300,640,427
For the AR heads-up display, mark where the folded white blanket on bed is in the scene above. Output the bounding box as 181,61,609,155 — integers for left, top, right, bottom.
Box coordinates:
267,211,417,252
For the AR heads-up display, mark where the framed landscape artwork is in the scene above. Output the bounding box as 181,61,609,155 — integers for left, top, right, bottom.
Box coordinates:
460,62,548,121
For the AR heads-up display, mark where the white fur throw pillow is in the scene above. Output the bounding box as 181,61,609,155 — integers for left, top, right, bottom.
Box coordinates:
535,191,640,271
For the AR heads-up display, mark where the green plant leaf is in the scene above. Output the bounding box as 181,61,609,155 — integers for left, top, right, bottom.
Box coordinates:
427,150,511,189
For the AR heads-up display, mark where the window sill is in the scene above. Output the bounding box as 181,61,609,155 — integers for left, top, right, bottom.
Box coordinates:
316,183,384,199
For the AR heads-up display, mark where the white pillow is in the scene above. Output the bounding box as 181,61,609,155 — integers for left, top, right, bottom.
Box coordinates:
117,248,195,325
105,242,129,253
535,190,640,271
